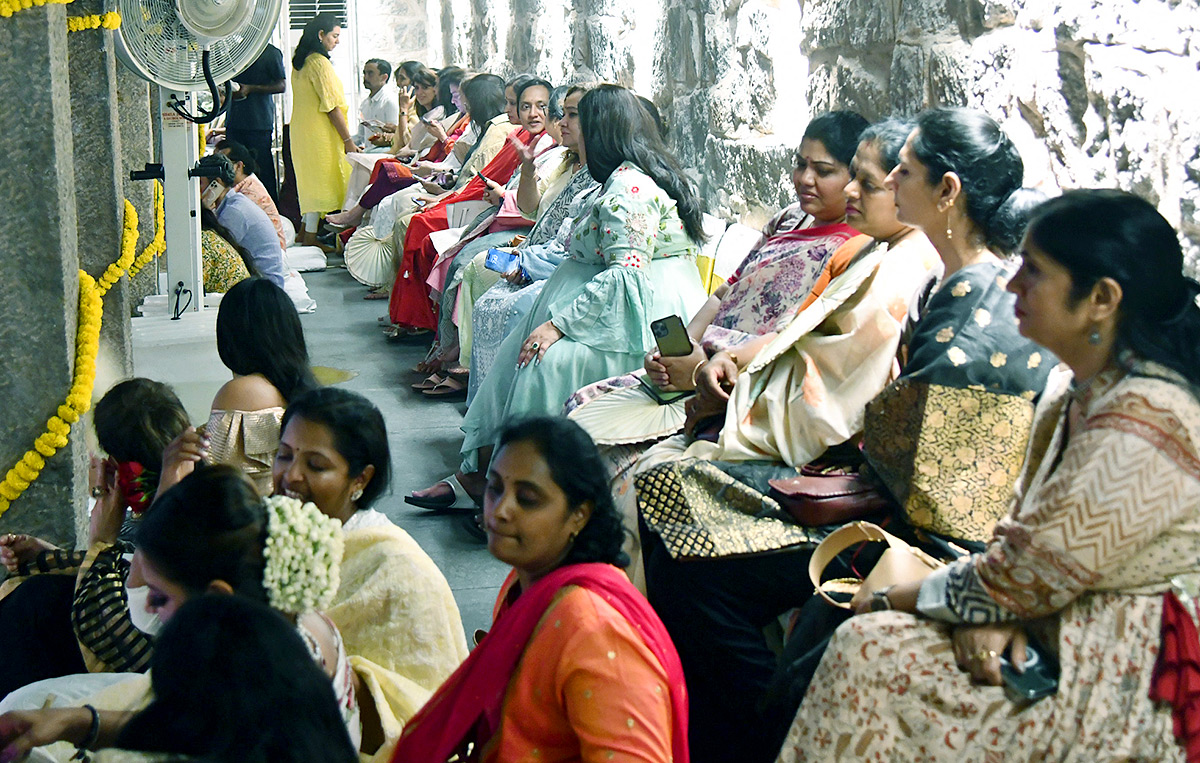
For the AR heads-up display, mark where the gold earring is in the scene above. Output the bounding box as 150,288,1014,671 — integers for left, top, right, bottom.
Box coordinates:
945,200,954,241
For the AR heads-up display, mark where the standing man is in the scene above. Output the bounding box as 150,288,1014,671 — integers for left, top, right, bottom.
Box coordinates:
226,43,287,202
358,58,400,151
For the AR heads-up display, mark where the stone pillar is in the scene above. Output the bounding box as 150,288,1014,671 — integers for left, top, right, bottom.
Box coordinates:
68,0,134,391
119,68,159,310
0,4,87,545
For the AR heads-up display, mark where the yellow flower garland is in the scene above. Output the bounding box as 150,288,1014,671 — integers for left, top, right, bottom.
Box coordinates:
128,180,165,278
0,271,101,511
0,183,164,516
66,10,119,30
0,0,71,18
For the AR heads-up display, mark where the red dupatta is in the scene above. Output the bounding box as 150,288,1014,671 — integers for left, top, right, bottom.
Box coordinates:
427,127,533,214
390,563,689,763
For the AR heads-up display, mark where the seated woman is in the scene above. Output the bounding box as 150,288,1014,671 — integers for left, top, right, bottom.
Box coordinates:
329,73,508,233
214,139,289,249
272,387,469,754
200,206,254,293
776,189,1200,762
0,465,356,759
631,108,1050,763
458,93,654,402
0,379,190,694
563,109,870,556
335,66,467,233
192,277,317,496
407,84,709,510
412,84,588,397
385,66,467,166
193,153,288,289
386,417,687,763
386,76,559,336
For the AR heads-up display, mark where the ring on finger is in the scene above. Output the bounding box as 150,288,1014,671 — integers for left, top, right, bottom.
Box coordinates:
529,342,540,351
972,649,998,663
90,486,104,498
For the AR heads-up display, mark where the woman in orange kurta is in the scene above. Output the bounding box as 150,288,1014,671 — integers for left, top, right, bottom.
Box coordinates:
390,417,688,763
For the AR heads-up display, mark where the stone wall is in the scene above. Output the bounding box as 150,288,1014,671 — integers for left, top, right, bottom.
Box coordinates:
428,0,1200,256
0,9,146,546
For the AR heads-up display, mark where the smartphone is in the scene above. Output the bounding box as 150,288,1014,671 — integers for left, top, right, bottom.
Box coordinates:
477,171,495,186
484,248,520,274
637,374,694,405
650,315,693,357
1000,640,1059,704
412,197,428,208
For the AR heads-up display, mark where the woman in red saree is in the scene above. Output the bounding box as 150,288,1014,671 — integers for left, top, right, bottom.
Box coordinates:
389,417,688,763
387,78,557,334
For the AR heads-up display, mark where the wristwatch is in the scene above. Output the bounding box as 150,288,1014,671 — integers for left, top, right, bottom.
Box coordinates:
868,586,894,612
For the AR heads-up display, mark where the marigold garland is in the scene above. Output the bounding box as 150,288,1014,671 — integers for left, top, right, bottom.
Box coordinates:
0,271,101,511
128,181,165,279
0,0,71,18
0,183,164,516
66,10,119,30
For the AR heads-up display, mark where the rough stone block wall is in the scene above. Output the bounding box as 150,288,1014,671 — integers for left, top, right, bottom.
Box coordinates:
430,0,1200,261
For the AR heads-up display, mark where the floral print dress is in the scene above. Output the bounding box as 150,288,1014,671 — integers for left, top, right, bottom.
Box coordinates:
458,162,708,471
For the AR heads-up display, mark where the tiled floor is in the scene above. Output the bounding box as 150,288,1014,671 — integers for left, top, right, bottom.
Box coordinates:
297,261,509,638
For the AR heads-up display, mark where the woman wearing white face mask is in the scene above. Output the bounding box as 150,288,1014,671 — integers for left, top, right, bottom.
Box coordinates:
0,379,190,696
0,466,359,759
192,153,289,290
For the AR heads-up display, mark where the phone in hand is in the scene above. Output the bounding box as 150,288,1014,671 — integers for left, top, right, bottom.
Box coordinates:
484,248,520,274
1000,640,1059,704
650,315,693,357
412,197,428,208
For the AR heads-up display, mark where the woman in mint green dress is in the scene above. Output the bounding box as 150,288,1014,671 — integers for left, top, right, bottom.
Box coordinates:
408,85,709,509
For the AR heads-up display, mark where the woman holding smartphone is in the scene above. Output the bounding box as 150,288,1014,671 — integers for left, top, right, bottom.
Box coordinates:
407,85,708,510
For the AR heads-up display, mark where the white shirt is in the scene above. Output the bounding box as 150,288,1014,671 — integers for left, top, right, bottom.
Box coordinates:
358,84,400,147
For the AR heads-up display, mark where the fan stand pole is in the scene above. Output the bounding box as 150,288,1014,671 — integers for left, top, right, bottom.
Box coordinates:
160,88,205,318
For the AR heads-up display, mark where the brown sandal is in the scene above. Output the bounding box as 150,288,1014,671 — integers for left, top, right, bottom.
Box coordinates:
421,376,467,400
411,373,446,391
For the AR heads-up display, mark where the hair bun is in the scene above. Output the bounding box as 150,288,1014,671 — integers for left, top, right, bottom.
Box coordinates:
987,187,1047,255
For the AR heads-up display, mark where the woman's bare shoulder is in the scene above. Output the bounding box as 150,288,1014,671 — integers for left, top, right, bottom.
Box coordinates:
211,374,287,411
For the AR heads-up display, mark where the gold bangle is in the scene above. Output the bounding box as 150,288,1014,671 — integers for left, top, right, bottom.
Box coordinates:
690,360,705,388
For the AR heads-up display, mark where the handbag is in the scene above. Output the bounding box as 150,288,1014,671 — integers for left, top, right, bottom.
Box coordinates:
807,521,944,609
767,465,894,527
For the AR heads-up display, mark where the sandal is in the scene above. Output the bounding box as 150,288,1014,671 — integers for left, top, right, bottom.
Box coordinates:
404,474,479,511
411,373,446,391
364,289,390,300
421,376,467,400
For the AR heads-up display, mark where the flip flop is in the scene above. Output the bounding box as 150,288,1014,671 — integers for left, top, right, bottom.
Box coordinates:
364,290,390,300
411,373,446,391
404,474,479,511
422,377,467,400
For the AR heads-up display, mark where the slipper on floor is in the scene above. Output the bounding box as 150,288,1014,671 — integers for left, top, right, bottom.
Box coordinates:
404,474,478,511
364,290,390,300
444,366,470,382
411,373,446,391
422,377,467,400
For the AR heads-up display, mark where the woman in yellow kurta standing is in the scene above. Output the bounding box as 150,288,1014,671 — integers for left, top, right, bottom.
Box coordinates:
291,12,358,248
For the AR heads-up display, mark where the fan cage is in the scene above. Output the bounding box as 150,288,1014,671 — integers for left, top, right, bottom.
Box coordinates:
114,0,282,91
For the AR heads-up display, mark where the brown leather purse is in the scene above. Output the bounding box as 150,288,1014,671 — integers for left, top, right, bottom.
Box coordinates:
768,465,895,527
